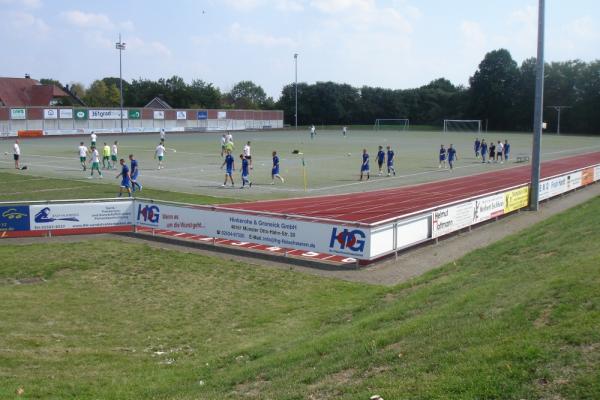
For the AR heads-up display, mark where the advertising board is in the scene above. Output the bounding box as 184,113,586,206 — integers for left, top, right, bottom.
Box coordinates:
504,186,529,213
59,109,73,119
10,108,26,120
135,203,370,258
74,109,88,120
432,202,474,238
43,109,58,119
176,111,187,120
30,202,133,231
197,111,208,120
0,206,30,232
89,109,128,120
473,193,505,223
153,111,165,120
217,111,227,119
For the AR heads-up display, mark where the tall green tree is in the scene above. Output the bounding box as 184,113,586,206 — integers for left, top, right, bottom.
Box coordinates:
468,49,520,130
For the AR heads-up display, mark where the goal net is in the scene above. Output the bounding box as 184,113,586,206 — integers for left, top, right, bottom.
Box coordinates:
443,119,482,133
374,119,410,131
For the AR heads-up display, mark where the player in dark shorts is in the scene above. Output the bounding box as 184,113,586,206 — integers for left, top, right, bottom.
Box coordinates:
489,142,496,163
376,145,385,175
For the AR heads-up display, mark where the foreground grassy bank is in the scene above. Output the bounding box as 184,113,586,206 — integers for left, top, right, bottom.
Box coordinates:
1,197,599,398
0,171,236,204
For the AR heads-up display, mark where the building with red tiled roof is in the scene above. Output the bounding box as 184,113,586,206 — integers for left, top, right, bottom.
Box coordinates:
0,76,70,107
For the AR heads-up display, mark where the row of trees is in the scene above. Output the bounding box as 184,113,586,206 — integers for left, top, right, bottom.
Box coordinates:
44,49,600,133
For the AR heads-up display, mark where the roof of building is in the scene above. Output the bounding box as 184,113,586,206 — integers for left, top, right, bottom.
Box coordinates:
144,97,172,109
0,77,69,107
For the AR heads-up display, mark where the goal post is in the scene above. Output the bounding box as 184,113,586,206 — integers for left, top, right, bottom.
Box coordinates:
443,119,482,133
374,118,410,131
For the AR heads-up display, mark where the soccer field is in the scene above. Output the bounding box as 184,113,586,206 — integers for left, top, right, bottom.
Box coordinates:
2,128,600,200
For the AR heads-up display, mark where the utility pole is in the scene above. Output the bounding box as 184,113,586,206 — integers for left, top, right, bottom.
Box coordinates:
115,34,126,134
546,106,572,135
529,0,545,211
294,53,298,130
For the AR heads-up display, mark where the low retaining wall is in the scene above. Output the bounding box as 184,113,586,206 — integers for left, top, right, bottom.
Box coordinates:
1,162,599,264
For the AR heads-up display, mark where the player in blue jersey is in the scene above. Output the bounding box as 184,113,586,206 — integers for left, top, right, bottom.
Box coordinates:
438,144,447,169
503,139,511,161
240,154,252,188
129,154,142,192
220,150,235,187
360,148,370,180
474,138,481,159
376,145,385,175
480,139,488,163
447,144,458,170
386,145,396,176
116,158,132,197
271,151,284,184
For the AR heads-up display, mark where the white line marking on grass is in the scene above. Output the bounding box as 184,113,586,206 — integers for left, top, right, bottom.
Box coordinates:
0,186,89,196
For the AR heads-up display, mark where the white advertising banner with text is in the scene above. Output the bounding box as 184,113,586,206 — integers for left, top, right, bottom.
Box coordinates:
30,202,133,230
432,202,475,238
134,202,370,259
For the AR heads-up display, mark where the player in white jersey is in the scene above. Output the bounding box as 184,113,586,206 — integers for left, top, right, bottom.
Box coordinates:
111,141,118,170
13,140,21,169
220,134,227,157
310,125,316,139
160,128,166,143
88,146,103,178
154,142,166,169
243,141,253,169
78,142,89,171
342,126,347,136
225,132,233,144
90,132,97,147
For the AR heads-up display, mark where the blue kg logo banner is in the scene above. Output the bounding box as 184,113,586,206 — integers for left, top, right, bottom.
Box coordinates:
329,227,366,253
197,111,208,120
0,206,31,232
137,204,160,224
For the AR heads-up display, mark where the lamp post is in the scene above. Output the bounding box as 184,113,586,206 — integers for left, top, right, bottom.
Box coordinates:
115,34,126,134
529,0,545,211
294,53,298,130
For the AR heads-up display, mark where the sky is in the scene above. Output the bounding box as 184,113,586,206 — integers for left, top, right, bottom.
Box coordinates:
0,0,598,98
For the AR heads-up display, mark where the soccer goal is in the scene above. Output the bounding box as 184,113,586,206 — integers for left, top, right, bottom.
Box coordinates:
443,119,482,133
374,118,410,131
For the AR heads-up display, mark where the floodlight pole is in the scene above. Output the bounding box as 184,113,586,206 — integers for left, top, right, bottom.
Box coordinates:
530,0,545,211
546,106,571,135
294,53,298,130
115,34,126,134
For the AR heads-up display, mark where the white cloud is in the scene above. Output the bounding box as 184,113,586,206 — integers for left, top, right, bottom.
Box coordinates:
229,23,296,47
276,0,304,12
0,0,41,8
223,0,264,11
460,20,486,50
61,10,116,30
127,36,172,57
310,0,372,14
563,16,597,39
7,11,49,35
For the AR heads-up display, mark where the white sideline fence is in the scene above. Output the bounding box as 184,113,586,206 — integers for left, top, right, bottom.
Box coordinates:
1,163,599,263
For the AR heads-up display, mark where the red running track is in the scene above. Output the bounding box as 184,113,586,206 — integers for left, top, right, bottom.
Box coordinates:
221,152,600,225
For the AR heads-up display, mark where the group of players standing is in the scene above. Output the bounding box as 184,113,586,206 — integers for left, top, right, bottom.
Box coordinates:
474,138,511,163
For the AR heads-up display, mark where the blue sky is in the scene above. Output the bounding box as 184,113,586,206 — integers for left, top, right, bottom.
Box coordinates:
1,0,598,98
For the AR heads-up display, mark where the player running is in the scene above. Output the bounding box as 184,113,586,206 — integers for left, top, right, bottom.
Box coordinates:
221,150,235,187
129,154,142,192
474,138,481,159
90,132,97,147
240,154,252,189
155,142,166,169
111,141,118,169
386,145,396,176
447,144,458,170
102,142,111,169
160,128,166,143
438,144,447,169
271,151,284,184
116,158,132,197
310,125,316,139
78,141,89,171
376,145,385,175
342,126,347,136
88,146,103,179
360,148,370,180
